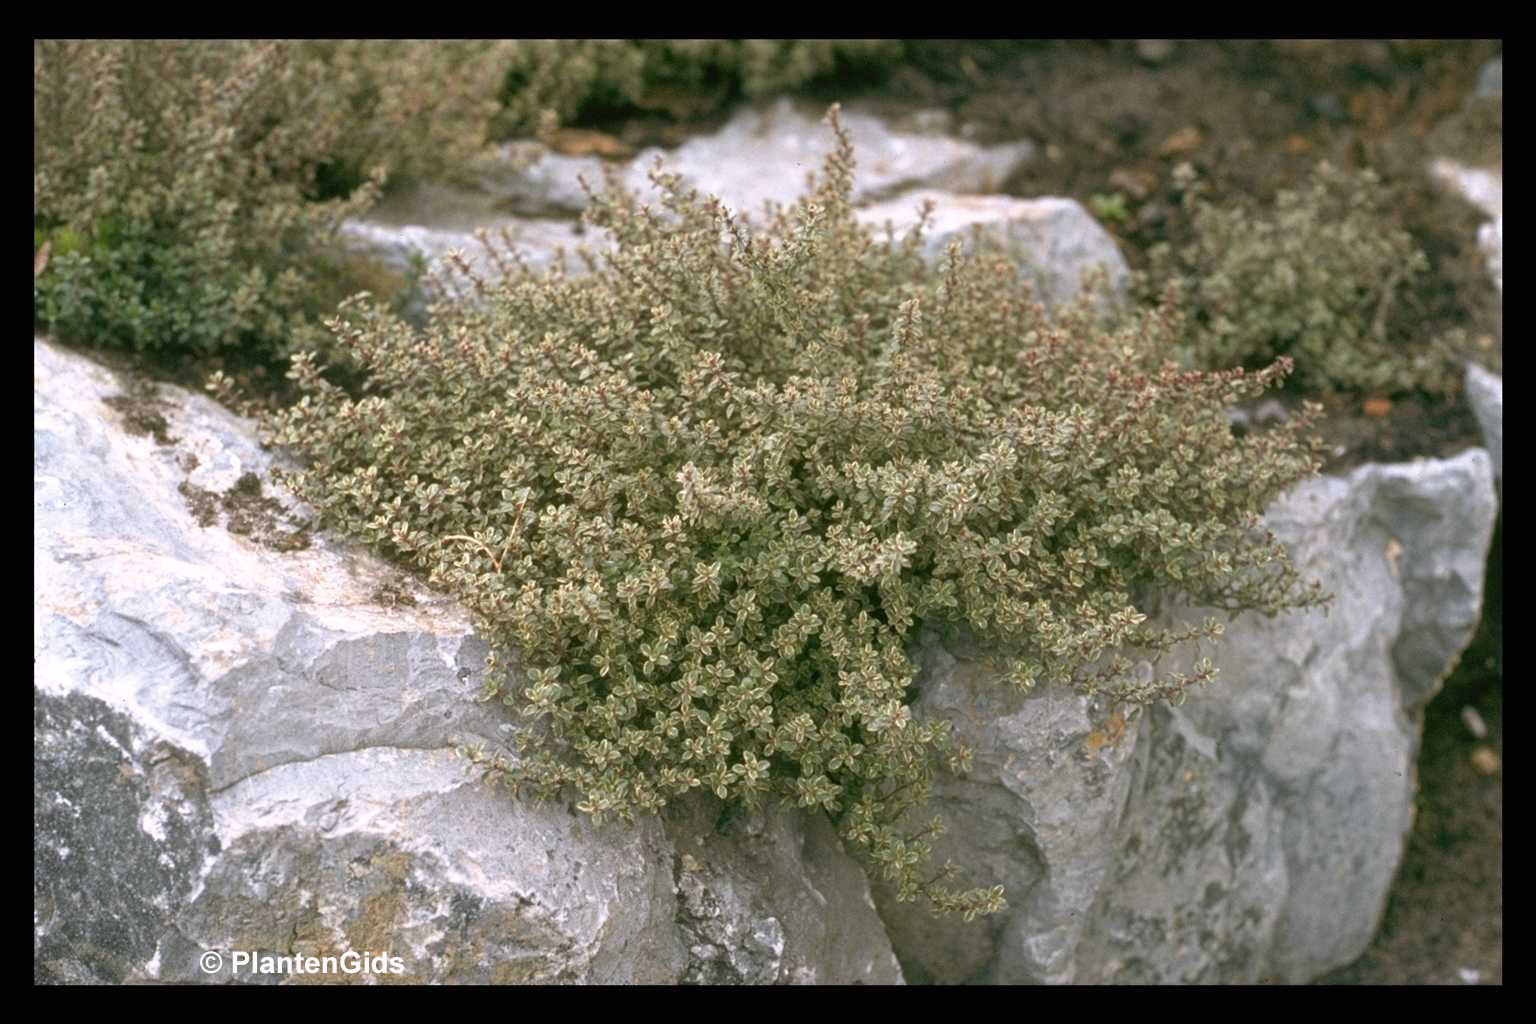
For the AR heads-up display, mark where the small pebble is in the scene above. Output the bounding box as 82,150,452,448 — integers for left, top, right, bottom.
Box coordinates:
1308,93,1348,123
1136,39,1176,65
1458,967,1482,985
902,109,953,135
1159,126,1203,157
1251,399,1289,427
1461,705,1488,740
1469,746,1500,776
1136,201,1168,231
1475,57,1502,100
1108,167,1156,200
1357,42,1393,73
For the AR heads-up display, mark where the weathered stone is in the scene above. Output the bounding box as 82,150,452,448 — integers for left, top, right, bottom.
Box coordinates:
1479,217,1503,294
1465,363,1502,482
479,144,608,218
664,794,903,985
872,633,1141,985
339,187,1119,327
1431,158,1503,293
481,98,1034,220
33,338,903,985
1475,56,1502,100
338,183,614,320
1135,40,1176,65
878,449,1497,984
856,191,1131,312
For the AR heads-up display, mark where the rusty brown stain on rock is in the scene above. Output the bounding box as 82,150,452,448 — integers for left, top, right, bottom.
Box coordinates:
1084,711,1128,754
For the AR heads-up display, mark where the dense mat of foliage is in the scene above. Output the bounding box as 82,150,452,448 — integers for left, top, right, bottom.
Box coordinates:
264,109,1327,918
33,40,507,363
494,40,903,133
1149,162,1461,395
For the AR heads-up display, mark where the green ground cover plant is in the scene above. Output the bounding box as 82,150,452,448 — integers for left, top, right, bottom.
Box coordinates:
262,108,1329,917
31,40,911,374
1147,161,1462,395
33,40,507,365
494,40,904,132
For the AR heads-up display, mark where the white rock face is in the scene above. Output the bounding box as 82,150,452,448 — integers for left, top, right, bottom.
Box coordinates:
1475,56,1502,100
1431,158,1503,293
341,100,1037,313
878,450,1497,984
856,191,1131,311
337,183,615,320
482,99,1035,220
32,338,904,986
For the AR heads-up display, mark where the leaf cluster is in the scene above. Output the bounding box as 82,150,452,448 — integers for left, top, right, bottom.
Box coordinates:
1147,161,1462,395
264,109,1327,917
33,40,505,363
493,40,905,133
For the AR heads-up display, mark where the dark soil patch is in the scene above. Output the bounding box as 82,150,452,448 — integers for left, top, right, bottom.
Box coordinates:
1313,391,1484,474
102,384,177,447
368,578,419,609
178,471,311,553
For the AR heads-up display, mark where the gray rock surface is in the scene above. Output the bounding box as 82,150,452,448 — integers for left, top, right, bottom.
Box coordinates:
878,449,1497,984
1480,216,1503,295
479,145,608,218
33,338,903,985
342,186,1129,322
482,99,1034,219
342,100,1036,315
338,184,614,320
1475,56,1502,100
856,191,1131,312
1465,363,1503,482
1431,158,1503,293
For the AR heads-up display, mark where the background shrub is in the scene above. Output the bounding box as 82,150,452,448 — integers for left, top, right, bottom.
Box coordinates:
264,110,1328,917
1147,161,1462,395
300,40,518,195
33,40,506,367
493,40,905,132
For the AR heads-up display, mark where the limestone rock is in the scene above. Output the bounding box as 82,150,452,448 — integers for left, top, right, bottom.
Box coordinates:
1135,40,1176,65
1475,56,1502,100
33,338,902,985
877,449,1497,984
337,183,614,321
1431,158,1503,293
856,191,1131,312
1465,363,1502,482
481,98,1034,220
479,144,608,218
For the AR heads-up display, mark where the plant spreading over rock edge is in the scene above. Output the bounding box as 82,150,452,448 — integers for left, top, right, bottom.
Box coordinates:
260,108,1329,919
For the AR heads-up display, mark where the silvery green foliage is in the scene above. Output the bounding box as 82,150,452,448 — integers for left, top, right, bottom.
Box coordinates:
265,109,1327,918
495,41,905,133
1155,162,1461,395
33,40,507,362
